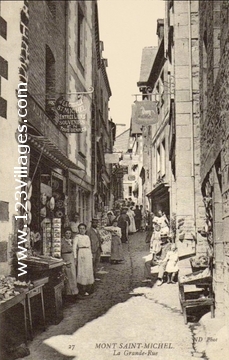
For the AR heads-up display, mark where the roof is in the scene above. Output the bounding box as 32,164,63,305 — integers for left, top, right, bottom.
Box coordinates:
138,46,158,83
113,128,130,152
137,38,165,88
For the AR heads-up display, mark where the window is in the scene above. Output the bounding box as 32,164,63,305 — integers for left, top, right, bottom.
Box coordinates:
213,1,220,83
128,186,132,197
0,97,7,119
77,6,85,66
100,89,103,116
0,17,7,40
78,189,88,223
0,56,8,79
156,146,161,176
160,71,164,107
77,131,87,163
0,201,9,221
202,31,208,122
45,45,56,120
161,139,166,176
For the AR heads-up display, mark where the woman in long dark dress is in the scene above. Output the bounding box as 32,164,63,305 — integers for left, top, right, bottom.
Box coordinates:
61,227,78,297
117,208,130,243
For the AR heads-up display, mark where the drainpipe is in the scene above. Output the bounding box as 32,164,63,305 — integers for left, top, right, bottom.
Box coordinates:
188,0,196,238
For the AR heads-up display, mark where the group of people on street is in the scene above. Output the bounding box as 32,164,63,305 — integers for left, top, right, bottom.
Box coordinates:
109,203,150,239
61,207,179,300
142,209,179,286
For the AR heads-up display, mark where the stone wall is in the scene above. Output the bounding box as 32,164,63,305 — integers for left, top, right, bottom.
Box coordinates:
173,0,205,245
199,0,229,320
0,0,28,275
28,0,66,109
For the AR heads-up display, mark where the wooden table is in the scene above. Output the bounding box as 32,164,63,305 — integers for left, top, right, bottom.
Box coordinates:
0,292,28,345
26,284,46,340
178,276,215,324
25,259,65,324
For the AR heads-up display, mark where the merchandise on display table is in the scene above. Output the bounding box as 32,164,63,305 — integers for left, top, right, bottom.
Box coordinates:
190,255,210,272
179,267,211,284
0,276,33,304
52,218,61,258
42,218,52,256
24,255,64,270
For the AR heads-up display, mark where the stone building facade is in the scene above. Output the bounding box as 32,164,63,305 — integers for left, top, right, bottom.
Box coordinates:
199,0,229,323
0,0,113,276
138,20,171,218
92,1,113,215
67,0,94,223
169,0,205,249
0,0,27,275
137,1,205,254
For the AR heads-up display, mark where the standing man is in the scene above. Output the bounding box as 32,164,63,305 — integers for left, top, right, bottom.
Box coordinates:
144,205,150,231
134,205,142,232
117,208,130,243
140,205,145,231
87,218,102,281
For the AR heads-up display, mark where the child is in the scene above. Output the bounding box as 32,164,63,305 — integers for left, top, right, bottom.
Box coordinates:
150,224,162,255
164,243,179,283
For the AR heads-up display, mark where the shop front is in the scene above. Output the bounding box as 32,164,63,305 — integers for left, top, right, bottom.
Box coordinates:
68,171,91,225
0,133,84,357
22,134,82,325
146,182,170,218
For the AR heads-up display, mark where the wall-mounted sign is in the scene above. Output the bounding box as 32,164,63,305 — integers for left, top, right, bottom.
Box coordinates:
104,153,120,164
133,100,158,125
55,96,87,133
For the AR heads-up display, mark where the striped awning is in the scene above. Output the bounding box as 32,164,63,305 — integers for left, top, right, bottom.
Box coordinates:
28,134,81,171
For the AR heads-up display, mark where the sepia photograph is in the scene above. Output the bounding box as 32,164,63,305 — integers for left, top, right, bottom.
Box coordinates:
0,0,229,359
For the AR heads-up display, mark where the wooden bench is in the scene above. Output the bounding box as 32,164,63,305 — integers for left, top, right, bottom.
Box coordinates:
178,276,215,324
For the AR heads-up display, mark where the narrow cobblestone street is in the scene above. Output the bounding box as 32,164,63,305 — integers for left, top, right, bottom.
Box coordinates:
22,232,203,360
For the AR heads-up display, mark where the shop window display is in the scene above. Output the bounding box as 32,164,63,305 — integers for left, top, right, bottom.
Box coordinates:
27,167,66,258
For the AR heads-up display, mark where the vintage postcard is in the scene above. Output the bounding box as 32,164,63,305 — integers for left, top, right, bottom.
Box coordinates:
0,0,228,359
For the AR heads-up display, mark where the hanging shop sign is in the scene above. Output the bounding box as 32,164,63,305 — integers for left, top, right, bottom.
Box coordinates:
55,87,94,133
104,153,120,164
55,96,86,133
133,100,158,125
